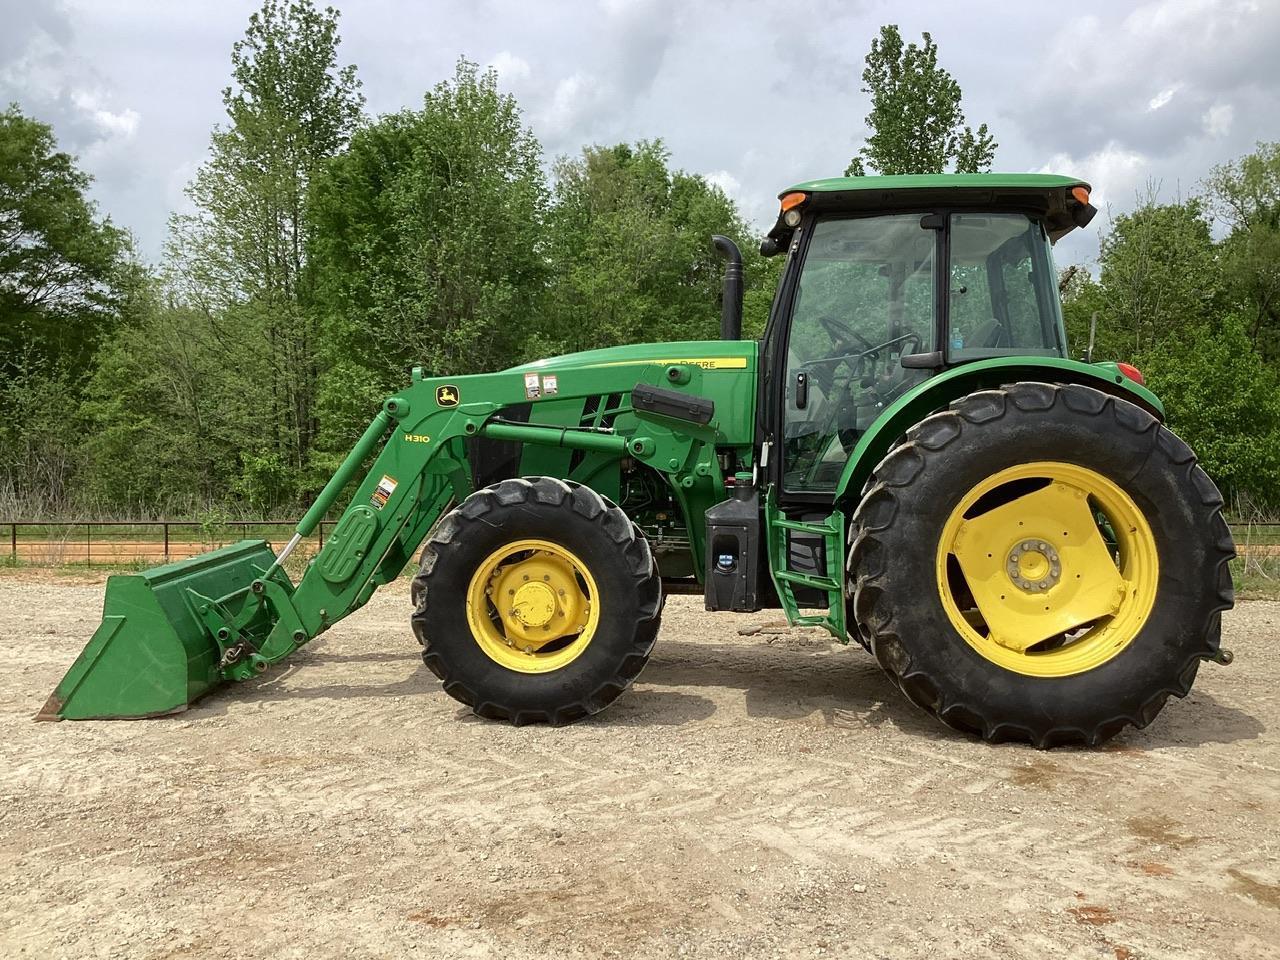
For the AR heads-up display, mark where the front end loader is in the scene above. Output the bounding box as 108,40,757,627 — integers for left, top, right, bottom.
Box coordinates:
42,174,1235,746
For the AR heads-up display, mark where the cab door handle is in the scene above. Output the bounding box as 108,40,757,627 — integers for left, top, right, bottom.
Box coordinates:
795,371,809,410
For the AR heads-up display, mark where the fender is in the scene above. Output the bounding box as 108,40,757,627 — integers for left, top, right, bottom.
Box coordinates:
832,356,1163,512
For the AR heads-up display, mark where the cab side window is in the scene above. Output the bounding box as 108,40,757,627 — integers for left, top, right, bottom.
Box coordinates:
948,214,1061,358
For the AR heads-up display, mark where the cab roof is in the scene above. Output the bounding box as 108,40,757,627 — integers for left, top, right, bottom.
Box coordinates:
781,172,1087,195
773,173,1093,242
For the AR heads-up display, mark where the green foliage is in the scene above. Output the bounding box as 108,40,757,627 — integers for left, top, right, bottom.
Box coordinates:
1138,316,1280,505
1206,142,1280,362
541,140,766,354
0,357,82,511
1061,159,1280,509
308,58,548,451
0,105,130,369
231,452,295,513
0,106,138,512
1062,197,1225,359
844,25,997,177
166,0,363,500
743,255,785,339
79,290,257,512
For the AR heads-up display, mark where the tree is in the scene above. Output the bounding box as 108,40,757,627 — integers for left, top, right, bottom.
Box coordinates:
0,105,130,374
1062,195,1225,360
1139,316,1280,508
80,286,258,512
0,106,136,511
844,25,996,177
167,0,363,495
1205,142,1280,362
543,140,768,354
1059,191,1280,509
308,59,548,451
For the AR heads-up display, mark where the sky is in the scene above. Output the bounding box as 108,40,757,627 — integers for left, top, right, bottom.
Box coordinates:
3,0,1278,270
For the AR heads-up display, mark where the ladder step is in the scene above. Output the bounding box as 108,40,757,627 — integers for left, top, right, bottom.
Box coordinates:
775,570,840,592
772,518,840,537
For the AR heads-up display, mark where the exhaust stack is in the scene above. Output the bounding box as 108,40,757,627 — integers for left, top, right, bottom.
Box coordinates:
711,235,743,340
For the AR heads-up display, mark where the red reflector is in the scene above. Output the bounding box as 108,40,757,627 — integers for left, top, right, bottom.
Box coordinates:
1116,362,1145,386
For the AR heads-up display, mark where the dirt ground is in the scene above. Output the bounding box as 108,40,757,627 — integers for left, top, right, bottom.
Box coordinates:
1,577,1277,960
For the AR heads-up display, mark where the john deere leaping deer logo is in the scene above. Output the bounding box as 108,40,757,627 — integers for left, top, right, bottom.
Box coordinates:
436,385,460,407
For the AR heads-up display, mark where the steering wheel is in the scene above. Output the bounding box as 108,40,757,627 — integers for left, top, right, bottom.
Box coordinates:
818,314,874,354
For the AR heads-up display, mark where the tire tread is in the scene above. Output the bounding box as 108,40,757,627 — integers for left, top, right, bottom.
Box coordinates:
411,477,662,726
848,381,1235,747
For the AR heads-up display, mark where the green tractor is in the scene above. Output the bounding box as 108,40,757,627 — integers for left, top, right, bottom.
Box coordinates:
41,173,1235,746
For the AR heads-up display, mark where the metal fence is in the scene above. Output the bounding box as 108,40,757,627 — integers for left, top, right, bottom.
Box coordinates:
3,519,1279,568
2,520,334,567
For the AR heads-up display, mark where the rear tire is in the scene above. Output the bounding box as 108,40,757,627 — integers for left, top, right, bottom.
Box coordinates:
847,382,1235,747
411,477,662,725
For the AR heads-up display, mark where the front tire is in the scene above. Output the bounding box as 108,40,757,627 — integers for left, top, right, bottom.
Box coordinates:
848,382,1235,747
411,477,662,726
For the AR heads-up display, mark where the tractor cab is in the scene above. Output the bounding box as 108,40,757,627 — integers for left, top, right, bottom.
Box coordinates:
759,174,1096,494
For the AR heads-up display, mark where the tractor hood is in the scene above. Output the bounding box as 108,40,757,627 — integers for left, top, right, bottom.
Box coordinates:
509,339,756,374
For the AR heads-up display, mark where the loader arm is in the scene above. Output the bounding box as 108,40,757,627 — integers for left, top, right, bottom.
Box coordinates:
45,350,753,719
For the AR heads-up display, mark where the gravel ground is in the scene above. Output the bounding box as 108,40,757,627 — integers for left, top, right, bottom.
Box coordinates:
1,576,1277,960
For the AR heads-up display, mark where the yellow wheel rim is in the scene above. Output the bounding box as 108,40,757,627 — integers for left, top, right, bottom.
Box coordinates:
465,539,600,674
935,461,1158,678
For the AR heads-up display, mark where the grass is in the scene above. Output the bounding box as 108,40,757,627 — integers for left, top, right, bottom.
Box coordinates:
3,521,303,542
1234,557,1280,601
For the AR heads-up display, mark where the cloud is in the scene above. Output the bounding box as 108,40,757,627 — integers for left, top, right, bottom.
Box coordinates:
704,169,741,199
71,89,139,138
0,0,71,63
489,50,530,84
1203,103,1234,138
517,0,681,155
0,0,140,176
1008,0,1280,159
1039,144,1150,212
1147,85,1181,112
6,0,1279,268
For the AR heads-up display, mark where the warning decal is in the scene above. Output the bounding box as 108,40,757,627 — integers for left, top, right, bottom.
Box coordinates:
371,474,397,510
524,372,541,400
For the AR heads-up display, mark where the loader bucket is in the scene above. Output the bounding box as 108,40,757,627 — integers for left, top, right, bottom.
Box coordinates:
37,539,287,720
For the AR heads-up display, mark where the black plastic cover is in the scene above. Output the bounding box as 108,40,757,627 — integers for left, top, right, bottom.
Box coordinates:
632,383,715,425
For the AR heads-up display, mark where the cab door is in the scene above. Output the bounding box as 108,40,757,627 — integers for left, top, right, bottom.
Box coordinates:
771,213,939,498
